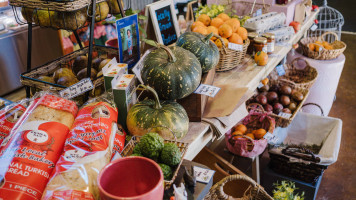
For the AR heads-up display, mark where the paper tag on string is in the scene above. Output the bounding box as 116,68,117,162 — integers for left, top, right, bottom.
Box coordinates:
278,112,292,118
228,43,243,51
310,23,318,31
59,78,94,99
276,64,285,76
263,132,278,143
194,84,221,97
194,166,215,184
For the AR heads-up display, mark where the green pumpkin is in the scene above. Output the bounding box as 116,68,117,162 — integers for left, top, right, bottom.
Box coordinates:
141,45,202,100
127,85,189,140
176,32,220,73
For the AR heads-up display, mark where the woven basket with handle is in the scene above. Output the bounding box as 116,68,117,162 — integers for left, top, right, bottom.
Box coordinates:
300,32,346,60
269,57,318,91
204,174,273,200
216,36,250,72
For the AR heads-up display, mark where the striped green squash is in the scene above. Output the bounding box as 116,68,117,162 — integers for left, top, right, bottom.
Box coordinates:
176,32,220,73
127,85,189,140
141,45,202,100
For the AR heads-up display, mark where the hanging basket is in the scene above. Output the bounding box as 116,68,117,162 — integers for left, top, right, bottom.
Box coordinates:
300,32,346,60
225,104,275,158
216,37,250,72
204,174,273,200
270,57,318,90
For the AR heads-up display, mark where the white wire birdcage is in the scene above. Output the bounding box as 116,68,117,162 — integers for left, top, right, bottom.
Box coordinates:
307,0,344,43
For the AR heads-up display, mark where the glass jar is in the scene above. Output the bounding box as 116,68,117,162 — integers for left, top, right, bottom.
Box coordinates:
247,32,259,55
262,33,275,54
254,37,268,53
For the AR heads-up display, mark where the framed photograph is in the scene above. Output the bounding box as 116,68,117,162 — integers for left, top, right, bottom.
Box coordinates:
116,14,140,69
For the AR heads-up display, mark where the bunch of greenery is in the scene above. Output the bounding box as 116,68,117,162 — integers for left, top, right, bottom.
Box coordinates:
273,181,305,200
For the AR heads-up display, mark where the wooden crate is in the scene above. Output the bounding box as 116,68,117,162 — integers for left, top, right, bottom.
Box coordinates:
177,68,216,122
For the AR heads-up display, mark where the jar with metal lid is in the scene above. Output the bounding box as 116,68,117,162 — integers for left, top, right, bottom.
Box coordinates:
254,37,267,53
247,32,259,55
262,33,275,54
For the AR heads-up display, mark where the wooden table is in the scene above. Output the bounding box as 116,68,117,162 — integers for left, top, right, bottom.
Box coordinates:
179,11,319,161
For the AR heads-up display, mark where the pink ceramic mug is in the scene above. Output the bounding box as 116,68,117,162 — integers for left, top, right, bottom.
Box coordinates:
98,157,164,200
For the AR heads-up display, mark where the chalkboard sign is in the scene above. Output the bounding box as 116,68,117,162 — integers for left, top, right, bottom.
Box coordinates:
147,0,180,46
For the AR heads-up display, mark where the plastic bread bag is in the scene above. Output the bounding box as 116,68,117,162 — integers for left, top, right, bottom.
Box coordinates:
42,92,124,200
0,91,78,200
0,98,31,148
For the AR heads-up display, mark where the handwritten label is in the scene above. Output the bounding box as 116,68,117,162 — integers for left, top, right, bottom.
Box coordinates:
278,112,292,118
155,6,177,45
194,84,221,97
194,166,215,184
310,23,318,31
132,50,150,84
276,64,285,76
228,42,243,51
263,132,278,143
59,78,94,99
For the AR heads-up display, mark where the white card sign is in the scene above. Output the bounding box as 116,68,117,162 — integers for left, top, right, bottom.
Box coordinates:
193,166,215,184
310,23,318,31
194,84,221,97
60,78,94,99
228,42,243,51
278,112,292,118
263,132,278,143
276,64,286,76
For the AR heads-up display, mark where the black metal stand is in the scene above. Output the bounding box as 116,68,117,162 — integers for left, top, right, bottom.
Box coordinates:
73,31,84,49
26,23,32,98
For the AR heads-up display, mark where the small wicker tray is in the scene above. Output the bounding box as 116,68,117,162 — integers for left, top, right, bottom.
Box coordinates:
216,37,250,72
21,45,118,93
300,32,346,60
120,136,189,190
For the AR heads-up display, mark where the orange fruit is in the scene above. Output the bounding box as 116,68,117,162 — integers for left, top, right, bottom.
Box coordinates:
235,124,247,134
193,26,208,35
231,130,243,137
197,14,211,26
229,33,243,45
314,43,323,52
315,40,323,45
254,128,267,139
214,37,228,48
217,13,230,22
262,78,269,85
322,41,330,46
245,133,255,140
207,26,219,38
224,18,240,32
232,135,244,140
236,27,248,40
191,21,205,30
324,44,333,50
210,17,224,28
308,43,315,51
254,51,268,66
218,24,233,38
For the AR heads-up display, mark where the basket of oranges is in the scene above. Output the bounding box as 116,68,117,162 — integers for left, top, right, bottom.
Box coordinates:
225,104,275,158
191,13,250,72
300,32,346,60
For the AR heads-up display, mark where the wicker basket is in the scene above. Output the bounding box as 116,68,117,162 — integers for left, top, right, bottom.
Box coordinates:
9,0,107,12
269,57,318,90
216,37,250,72
204,174,273,200
120,136,188,190
300,32,346,60
21,45,117,95
269,146,328,184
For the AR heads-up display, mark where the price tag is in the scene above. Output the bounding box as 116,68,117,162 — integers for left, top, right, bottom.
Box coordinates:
194,84,221,97
278,112,292,118
310,23,318,31
256,9,262,16
59,78,94,99
276,64,285,76
228,42,243,51
193,166,215,184
263,132,278,143
257,82,264,89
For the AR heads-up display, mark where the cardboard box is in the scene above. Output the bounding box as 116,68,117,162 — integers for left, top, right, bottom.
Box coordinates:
112,74,136,131
103,58,128,91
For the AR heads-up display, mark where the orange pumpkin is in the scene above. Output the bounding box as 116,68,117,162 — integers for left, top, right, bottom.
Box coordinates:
235,124,247,134
236,27,248,40
217,13,230,22
229,33,243,45
254,129,267,139
225,18,240,32
193,26,208,35
191,21,205,30
254,51,268,66
218,24,233,38
210,17,224,28
197,14,211,26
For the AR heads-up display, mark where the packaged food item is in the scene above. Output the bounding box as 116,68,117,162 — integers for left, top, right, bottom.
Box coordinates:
0,92,78,200
0,98,30,148
42,93,122,200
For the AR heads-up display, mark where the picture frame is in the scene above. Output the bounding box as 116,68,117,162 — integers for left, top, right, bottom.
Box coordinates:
115,14,140,69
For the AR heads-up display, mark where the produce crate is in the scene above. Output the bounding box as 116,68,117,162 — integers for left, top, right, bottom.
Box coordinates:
121,136,189,190
21,45,118,96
